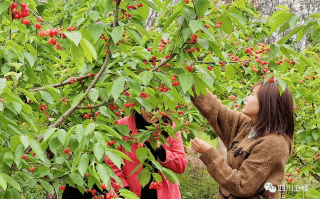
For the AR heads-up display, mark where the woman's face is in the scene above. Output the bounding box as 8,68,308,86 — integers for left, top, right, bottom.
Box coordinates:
241,85,260,121
141,107,161,123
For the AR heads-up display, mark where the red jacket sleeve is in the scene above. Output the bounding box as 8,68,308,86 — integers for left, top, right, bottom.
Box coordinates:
159,131,188,174
104,145,129,188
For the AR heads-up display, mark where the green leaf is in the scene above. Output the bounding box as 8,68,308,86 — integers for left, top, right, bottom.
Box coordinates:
1,173,21,191
70,43,85,72
217,15,232,34
179,73,193,94
209,41,224,60
40,91,54,104
277,79,287,96
4,151,13,167
225,64,235,81
104,0,113,15
64,31,82,46
0,1,10,16
111,76,126,101
85,123,96,136
97,124,122,139
24,52,36,68
111,26,124,44
0,78,6,95
89,11,100,21
49,135,60,155
57,129,67,144
43,128,57,143
96,164,111,185
30,139,45,161
194,0,210,18
20,136,30,149
78,154,89,177
140,71,153,85
306,189,320,198
45,86,60,102
139,167,151,188
300,55,316,68
80,38,97,62
1,173,20,191
0,174,7,190
119,188,140,199
311,13,320,18
269,11,291,33
162,168,179,184
162,6,183,31
39,180,54,194
71,173,84,187
228,12,247,29
76,124,84,142
153,173,162,182
89,88,99,103
14,145,24,167
4,93,24,105
125,27,143,46
154,72,172,89
268,44,280,61
89,23,104,43
93,142,104,162
189,20,202,34
140,0,159,11
105,151,122,169
184,8,196,21
72,92,85,107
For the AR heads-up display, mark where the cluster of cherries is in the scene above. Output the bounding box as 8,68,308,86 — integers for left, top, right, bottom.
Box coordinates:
137,143,144,148
64,147,72,156
268,76,275,83
229,96,236,101
149,181,162,190
108,103,119,111
190,33,198,44
60,98,68,105
152,131,161,140
139,92,149,98
158,38,171,52
124,91,130,96
155,84,170,93
178,110,184,115
39,103,47,110
10,2,30,24
124,102,135,108
58,186,66,190
29,167,35,172
107,141,115,146
214,21,222,28
120,9,131,20
68,77,78,84
84,112,92,119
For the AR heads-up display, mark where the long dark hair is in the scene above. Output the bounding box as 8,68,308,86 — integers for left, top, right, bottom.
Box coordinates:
251,81,294,142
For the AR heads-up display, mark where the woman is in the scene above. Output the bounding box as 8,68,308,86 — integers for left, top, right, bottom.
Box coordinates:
105,107,188,199
191,81,295,199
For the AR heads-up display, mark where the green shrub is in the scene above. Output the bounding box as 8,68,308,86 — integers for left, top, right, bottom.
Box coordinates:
179,163,219,199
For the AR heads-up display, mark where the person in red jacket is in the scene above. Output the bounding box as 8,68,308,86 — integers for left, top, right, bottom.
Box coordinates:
105,107,188,199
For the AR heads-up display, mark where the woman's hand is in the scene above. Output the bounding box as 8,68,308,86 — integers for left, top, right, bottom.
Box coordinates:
156,140,161,149
191,138,213,154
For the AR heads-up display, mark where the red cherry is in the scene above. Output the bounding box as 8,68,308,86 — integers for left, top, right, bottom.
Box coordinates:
12,2,17,8
36,23,41,29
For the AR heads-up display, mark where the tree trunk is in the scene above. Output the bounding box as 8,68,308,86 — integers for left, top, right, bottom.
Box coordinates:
255,0,320,49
